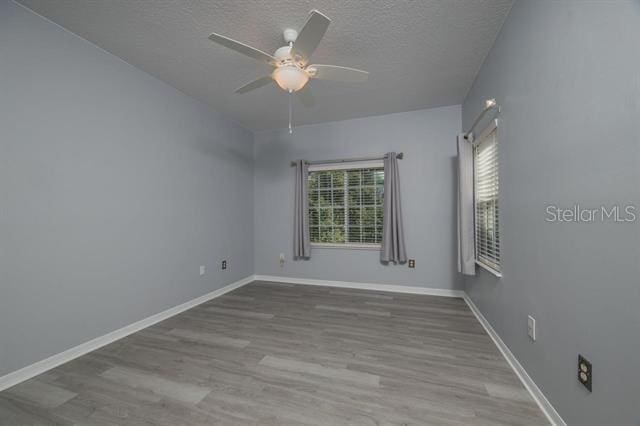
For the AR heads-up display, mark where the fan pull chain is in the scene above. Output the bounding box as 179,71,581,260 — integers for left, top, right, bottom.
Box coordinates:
288,89,293,134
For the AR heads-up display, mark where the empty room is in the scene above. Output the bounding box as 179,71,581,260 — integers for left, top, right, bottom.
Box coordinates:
0,0,637,424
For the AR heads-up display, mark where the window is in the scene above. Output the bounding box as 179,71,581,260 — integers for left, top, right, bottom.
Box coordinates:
308,163,384,247
474,120,501,275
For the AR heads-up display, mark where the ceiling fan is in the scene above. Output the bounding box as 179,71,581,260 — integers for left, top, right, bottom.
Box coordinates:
208,10,369,132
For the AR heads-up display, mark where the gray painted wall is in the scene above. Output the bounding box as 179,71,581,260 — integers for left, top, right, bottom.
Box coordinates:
461,1,639,424
254,106,462,290
0,0,254,377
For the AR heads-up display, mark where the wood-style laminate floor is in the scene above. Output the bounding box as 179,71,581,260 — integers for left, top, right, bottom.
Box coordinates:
0,281,548,425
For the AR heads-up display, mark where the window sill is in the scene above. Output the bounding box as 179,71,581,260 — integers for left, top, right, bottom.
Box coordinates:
476,260,502,278
311,243,381,251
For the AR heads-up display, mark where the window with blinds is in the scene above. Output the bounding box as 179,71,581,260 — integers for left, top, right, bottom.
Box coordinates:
308,165,384,247
474,120,501,274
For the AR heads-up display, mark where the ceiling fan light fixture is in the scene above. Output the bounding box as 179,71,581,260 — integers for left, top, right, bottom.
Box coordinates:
273,66,309,92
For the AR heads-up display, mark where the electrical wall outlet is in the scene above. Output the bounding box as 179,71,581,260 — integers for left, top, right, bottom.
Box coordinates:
578,354,592,392
199,265,206,276
527,315,536,341
221,260,227,270
408,259,415,268
279,253,285,267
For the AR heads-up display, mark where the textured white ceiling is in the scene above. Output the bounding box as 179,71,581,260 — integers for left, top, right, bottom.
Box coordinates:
18,0,512,131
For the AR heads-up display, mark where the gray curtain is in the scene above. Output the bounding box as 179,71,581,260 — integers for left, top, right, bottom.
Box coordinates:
293,160,311,259
457,134,476,275
381,152,407,263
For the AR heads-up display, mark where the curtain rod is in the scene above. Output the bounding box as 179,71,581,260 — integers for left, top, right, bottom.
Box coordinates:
290,153,403,167
464,98,500,140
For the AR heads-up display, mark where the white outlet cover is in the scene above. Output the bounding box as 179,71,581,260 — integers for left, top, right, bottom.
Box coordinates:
527,315,536,341
200,265,206,276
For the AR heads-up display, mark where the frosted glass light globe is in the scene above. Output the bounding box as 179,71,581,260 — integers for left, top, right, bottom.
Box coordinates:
273,66,309,92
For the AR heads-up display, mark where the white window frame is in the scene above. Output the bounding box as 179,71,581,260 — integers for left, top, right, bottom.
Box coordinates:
473,119,502,277
308,161,384,250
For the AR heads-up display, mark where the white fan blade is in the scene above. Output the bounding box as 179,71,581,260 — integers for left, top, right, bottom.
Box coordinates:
297,85,315,107
290,10,330,66
307,64,369,82
234,76,273,94
209,33,276,65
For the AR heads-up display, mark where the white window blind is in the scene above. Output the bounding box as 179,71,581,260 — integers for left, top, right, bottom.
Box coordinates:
474,120,501,274
308,165,384,247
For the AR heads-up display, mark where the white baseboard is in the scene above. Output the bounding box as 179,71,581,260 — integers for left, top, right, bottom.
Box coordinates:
0,275,255,392
254,275,465,298
462,294,565,426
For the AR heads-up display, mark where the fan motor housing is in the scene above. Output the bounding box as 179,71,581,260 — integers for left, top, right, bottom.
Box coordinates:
274,45,292,63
